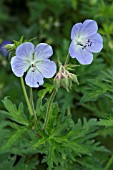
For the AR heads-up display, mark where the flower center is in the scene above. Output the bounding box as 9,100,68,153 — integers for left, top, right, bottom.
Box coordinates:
31,60,35,66
31,60,36,72
76,36,92,49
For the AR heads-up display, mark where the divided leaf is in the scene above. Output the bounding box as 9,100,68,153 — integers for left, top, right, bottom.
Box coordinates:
1,98,29,126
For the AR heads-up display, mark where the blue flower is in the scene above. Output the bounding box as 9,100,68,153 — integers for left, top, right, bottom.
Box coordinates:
0,40,12,57
11,42,56,88
69,19,103,65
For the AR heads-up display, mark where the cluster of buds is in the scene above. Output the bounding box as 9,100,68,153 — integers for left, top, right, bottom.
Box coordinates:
54,63,79,91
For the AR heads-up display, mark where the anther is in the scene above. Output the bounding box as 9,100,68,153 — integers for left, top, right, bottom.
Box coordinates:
78,42,83,46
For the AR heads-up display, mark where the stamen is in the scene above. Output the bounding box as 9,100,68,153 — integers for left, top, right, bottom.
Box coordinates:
78,42,83,46
31,64,36,72
77,38,92,50
82,45,87,50
90,42,92,46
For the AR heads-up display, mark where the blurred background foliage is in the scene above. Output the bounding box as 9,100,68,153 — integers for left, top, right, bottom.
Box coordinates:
1,0,113,169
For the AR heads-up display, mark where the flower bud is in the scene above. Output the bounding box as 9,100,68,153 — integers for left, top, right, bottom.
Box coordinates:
54,64,79,91
4,44,15,50
61,75,69,92
69,73,79,85
54,72,61,90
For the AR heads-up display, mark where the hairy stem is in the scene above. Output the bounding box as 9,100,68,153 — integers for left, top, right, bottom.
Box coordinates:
30,88,38,122
20,77,33,116
104,155,113,170
43,89,56,130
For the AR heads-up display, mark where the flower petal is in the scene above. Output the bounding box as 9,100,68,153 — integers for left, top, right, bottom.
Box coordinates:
34,43,53,60
16,42,34,60
11,56,30,77
80,20,98,38
86,33,103,53
25,68,44,88
71,23,82,40
36,60,56,78
69,40,93,65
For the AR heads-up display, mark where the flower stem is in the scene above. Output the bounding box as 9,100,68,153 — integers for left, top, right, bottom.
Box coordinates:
30,88,38,122
104,155,113,170
67,106,71,116
20,77,33,116
65,53,70,65
43,89,56,130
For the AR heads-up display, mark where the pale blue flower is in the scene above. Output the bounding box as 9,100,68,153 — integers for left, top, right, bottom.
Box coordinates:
69,19,103,65
11,42,56,87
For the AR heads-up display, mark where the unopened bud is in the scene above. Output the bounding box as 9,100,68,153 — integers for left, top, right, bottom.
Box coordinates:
4,44,15,50
61,76,69,92
69,74,79,85
54,63,79,92
54,72,61,90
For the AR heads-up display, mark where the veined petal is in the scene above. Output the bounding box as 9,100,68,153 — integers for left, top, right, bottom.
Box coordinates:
34,43,53,61
71,23,82,40
69,40,78,58
80,20,98,38
69,40,93,65
16,42,34,60
86,33,103,53
11,56,30,77
25,68,44,88
36,60,56,78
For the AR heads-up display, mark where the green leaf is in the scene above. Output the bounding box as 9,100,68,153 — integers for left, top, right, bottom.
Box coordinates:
1,98,29,126
14,156,39,170
0,154,39,170
78,156,103,170
98,118,113,127
47,143,56,170
38,83,54,99
0,128,27,153
44,117,108,169
80,79,111,103
31,138,45,151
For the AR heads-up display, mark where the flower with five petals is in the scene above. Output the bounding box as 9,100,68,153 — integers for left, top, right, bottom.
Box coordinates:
11,42,56,87
69,19,103,65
